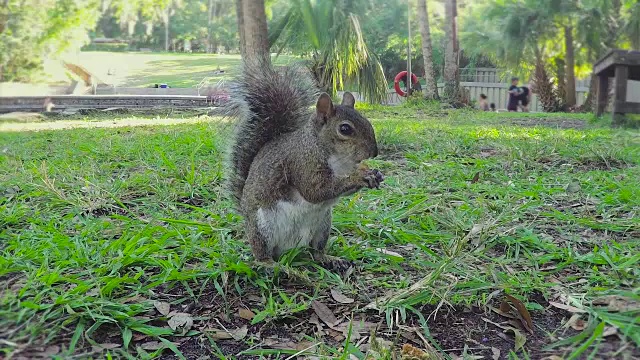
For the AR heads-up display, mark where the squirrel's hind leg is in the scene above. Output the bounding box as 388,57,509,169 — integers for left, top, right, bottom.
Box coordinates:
310,209,353,273
245,213,274,262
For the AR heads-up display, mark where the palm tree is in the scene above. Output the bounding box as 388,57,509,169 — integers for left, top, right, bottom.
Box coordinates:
443,0,459,102
236,0,270,65
269,0,387,103
417,0,439,100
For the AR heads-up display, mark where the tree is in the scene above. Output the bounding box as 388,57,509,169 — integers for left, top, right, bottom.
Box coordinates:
417,0,439,100
442,0,459,102
237,0,270,65
270,0,387,103
0,0,101,82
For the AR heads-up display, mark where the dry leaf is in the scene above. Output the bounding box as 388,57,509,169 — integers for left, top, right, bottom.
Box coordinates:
592,295,640,312
238,308,255,321
401,343,430,360
491,347,500,360
471,172,480,184
153,301,171,316
511,328,527,351
549,301,586,313
95,343,121,349
140,341,163,350
205,328,233,340
43,345,60,356
566,314,587,331
603,326,618,337
330,289,355,304
540,356,564,360
505,294,534,334
230,325,248,340
375,248,404,259
311,300,339,326
167,312,193,331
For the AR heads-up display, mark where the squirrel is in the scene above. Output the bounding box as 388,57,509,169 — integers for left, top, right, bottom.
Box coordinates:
223,62,384,270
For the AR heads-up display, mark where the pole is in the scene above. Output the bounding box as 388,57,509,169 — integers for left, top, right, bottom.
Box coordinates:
407,0,412,96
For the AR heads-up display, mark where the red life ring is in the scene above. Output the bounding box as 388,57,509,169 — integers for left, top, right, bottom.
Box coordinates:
394,71,419,97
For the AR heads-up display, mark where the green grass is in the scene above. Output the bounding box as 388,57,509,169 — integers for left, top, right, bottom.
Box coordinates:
45,52,300,87
1,108,639,359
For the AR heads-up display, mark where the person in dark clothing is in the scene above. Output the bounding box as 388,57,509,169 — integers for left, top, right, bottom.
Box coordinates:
507,77,521,112
517,85,531,112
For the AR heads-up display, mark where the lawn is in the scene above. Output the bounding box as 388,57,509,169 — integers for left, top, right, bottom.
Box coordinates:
1,107,639,359
45,52,300,88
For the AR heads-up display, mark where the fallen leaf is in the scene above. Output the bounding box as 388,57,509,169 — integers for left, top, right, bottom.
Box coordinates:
500,300,511,313
140,341,163,350
401,343,430,360
375,248,404,259
167,312,193,331
154,301,171,316
230,325,248,340
482,317,527,352
491,347,500,360
95,343,121,349
330,288,355,304
471,171,480,184
44,345,60,356
506,294,534,333
592,295,640,312
565,314,587,331
603,326,618,337
549,301,586,314
511,327,527,351
133,333,148,341
540,356,564,360
122,294,147,304
204,328,233,340
311,300,339,327
238,308,255,321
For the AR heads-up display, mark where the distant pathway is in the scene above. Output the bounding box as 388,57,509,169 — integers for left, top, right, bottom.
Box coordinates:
0,116,217,132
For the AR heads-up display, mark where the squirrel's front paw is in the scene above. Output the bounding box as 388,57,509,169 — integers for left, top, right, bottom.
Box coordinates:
363,169,384,189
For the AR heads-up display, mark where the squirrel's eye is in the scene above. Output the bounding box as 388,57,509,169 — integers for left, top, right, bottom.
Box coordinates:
339,124,354,136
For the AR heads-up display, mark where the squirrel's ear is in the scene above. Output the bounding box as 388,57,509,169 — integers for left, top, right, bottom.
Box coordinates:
316,93,334,120
341,92,356,108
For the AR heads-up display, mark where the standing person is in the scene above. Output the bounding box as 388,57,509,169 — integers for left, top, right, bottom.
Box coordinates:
478,93,490,111
518,83,531,112
507,77,521,112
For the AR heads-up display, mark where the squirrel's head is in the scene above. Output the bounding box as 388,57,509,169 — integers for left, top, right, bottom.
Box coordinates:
313,92,378,172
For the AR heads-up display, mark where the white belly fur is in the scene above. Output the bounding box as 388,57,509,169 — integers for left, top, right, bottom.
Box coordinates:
256,190,335,256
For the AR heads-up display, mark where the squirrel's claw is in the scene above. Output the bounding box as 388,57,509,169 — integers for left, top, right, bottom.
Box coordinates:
363,169,384,189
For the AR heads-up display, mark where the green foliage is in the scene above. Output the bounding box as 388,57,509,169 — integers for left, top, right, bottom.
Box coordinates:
81,43,130,52
1,110,639,358
269,0,388,103
0,0,101,82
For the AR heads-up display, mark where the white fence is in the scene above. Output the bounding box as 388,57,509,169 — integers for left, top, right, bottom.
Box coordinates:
347,65,640,111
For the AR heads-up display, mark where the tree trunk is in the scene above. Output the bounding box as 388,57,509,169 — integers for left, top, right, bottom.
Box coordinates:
235,0,245,56
417,0,439,100
237,0,270,66
581,74,597,112
443,0,459,103
164,9,170,52
564,25,576,106
207,0,215,53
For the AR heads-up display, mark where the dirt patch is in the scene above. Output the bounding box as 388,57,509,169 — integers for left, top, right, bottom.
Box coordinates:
508,117,587,130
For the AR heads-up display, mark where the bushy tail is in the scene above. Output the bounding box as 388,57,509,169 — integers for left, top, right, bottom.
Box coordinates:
224,60,319,207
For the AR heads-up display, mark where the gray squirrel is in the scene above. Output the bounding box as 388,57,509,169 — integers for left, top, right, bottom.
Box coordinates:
223,62,384,270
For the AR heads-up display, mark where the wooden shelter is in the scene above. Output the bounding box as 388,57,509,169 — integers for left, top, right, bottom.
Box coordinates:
594,50,640,126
